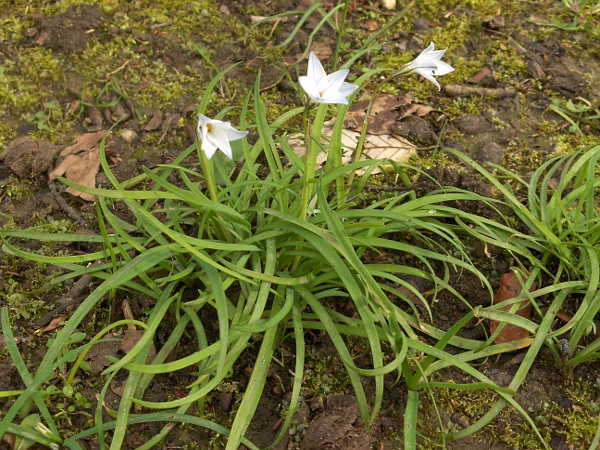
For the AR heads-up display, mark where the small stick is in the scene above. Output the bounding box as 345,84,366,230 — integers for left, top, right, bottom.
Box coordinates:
34,295,88,328
150,21,174,30
48,180,87,226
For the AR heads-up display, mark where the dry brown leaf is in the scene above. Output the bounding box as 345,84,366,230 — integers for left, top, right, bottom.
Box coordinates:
85,335,121,374
467,66,493,84
110,376,127,397
42,316,65,333
308,39,335,61
120,328,143,354
49,150,100,201
489,270,536,345
60,131,106,156
49,131,107,201
344,94,414,134
143,109,163,131
398,103,436,120
289,120,416,175
364,19,379,31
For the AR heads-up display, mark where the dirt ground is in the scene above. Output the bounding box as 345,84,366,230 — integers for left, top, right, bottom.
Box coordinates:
1,0,600,449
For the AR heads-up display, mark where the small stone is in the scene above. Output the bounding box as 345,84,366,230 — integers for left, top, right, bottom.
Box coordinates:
483,16,506,30
456,114,490,135
120,129,138,143
477,141,505,165
310,396,324,411
220,392,233,411
412,17,430,31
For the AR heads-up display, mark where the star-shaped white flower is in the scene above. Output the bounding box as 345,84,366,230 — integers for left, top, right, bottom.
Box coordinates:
299,52,358,105
402,42,454,90
196,114,248,159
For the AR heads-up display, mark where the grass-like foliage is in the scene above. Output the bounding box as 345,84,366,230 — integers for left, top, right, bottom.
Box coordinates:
449,145,600,368
1,63,493,448
1,4,600,449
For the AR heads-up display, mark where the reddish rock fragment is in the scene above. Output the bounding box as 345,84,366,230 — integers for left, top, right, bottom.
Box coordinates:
489,270,537,344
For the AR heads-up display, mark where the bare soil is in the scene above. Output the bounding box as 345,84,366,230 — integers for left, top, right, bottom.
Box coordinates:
1,1,599,449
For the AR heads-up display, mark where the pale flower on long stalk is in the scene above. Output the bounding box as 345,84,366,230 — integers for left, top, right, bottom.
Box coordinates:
197,114,248,160
347,43,454,192
394,42,454,90
299,52,358,105
297,52,358,224
196,114,247,206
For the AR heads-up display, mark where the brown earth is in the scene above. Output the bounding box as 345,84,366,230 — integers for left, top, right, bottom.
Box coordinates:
1,1,599,449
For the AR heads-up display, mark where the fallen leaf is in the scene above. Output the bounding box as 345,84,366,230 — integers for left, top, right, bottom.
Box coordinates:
344,94,414,134
143,109,163,131
60,131,106,156
398,103,436,120
308,39,335,61
42,317,65,333
49,131,107,201
489,270,537,344
288,120,416,175
49,151,100,201
110,374,127,397
85,334,121,374
364,19,378,31
36,31,49,45
467,66,493,84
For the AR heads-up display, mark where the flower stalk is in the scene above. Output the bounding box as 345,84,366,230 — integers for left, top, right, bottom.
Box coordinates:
299,103,328,221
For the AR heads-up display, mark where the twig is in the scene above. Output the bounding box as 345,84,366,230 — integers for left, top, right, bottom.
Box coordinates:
150,21,174,30
106,60,130,79
34,295,89,328
48,180,87,226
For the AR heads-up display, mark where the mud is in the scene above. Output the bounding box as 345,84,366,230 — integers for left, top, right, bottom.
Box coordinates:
1,1,599,449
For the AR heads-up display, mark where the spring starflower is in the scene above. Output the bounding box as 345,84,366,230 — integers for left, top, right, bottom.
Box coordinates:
401,43,454,90
299,52,358,105
196,114,248,159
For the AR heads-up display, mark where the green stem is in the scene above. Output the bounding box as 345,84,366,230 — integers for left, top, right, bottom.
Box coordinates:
198,144,233,243
198,145,218,203
332,0,352,72
346,68,411,190
299,103,328,221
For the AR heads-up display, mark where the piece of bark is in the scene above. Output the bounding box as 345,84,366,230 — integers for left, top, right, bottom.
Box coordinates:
489,270,536,344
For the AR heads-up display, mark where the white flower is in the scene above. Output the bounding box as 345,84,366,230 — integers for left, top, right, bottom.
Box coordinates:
196,114,248,159
299,52,358,104
402,42,454,90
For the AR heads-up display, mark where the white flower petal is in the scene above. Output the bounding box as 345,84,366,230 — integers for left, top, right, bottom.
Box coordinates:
299,76,319,102
338,82,359,98
432,60,454,76
415,70,441,90
225,127,249,142
300,53,358,105
196,114,246,160
201,139,218,159
307,52,327,84
403,43,454,90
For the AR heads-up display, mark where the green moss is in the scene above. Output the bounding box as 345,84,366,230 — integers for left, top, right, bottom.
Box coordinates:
491,44,528,83
502,138,544,173
445,98,482,118
1,176,34,202
0,47,64,114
